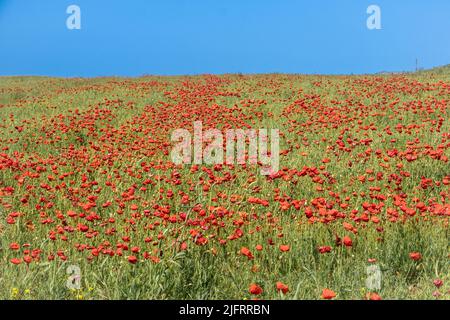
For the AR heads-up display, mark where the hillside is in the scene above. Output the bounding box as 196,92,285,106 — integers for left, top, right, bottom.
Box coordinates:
418,64,450,75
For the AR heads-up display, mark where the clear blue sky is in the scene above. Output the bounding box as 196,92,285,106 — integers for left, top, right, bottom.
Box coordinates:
1,0,449,76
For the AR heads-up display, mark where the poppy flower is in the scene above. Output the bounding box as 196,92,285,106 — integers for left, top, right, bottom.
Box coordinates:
240,247,254,260
432,291,441,298
10,258,22,265
318,246,332,254
276,282,289,294
9,243,20,250
368,292,382,300
128,255,138,264
343,236,353,247
409,252,422,261
433,279,443,288
321,288,336,299
131,246,140,253
279,245,290,252
249,283,263,295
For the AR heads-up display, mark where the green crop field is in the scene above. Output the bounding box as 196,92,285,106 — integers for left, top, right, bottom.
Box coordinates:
0,68,449,300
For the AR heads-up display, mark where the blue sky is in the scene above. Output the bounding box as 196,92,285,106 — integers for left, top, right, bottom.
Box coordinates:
0,0,449,76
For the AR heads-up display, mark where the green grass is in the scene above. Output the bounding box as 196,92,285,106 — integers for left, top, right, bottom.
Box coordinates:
0,73,448,300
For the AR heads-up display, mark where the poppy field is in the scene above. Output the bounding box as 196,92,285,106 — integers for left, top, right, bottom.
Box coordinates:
0,71,449,300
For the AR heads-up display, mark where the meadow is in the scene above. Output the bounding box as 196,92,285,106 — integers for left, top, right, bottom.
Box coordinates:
0,70,448,299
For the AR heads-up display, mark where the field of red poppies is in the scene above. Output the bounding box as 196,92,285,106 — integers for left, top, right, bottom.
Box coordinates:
0,72,449,299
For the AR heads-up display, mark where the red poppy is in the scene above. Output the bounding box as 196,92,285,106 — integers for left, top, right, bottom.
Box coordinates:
240,247,254,260
318,246,332,253
24,255,33,264
276,282,289,294
10,258,22,265
128,255,138,264
9,243,20,250
131,246,140,253
321,288,336,299
249,283,263,295
409,252,422,261
433,279,443,288
368,292,382,300
279,245,290,252
343,236,353,247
